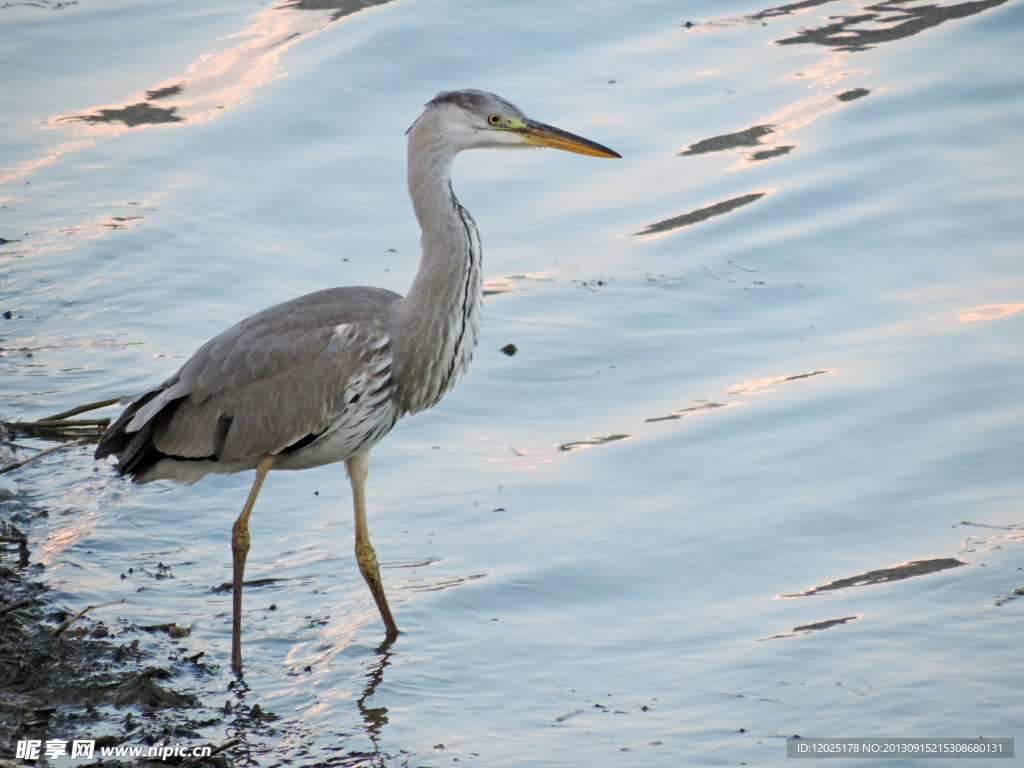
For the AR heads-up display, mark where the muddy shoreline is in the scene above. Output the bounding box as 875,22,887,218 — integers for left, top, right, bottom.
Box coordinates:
0,434,284,766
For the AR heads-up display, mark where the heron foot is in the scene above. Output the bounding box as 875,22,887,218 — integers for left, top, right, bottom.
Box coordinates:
355,536,399,638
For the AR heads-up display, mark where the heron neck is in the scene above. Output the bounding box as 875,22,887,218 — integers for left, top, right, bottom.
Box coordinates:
392,130,483,414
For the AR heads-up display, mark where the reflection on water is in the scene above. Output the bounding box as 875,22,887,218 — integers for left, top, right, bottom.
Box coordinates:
71,103,183,128
482,271,558,297
284,0,399,23
729,370,833,395
749,144,795,162
634,192,768,237
1,0,404,270
956,521,1024,553
836,87,870,102
51,0,403,133
956,302,1024,322
651,0,1009,239
396,572,489,593
751,0,849,18
760,614,860,640
558,434,631,453
677,125,775,157
672,86,872,170
354,637,394,765
146,85,184,101
771,0,1012,51
0,0,404,254
785,558,967,596
0,140,93,191
643,371,833,424
644,402,736,423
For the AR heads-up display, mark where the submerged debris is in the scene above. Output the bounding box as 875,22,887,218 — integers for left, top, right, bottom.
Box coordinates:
112,668,197,711
52,599,125,637
140,623,191,639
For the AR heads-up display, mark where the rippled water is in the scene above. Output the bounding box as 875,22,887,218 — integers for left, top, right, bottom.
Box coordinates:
2,0,1023,764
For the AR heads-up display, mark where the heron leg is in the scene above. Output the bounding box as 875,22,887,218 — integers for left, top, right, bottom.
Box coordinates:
346,453,399,639
231,454,277,674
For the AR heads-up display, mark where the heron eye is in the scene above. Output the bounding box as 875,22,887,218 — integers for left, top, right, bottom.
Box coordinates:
488,113,501,125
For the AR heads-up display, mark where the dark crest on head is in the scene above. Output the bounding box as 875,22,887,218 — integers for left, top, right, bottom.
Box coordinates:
428,89,519,116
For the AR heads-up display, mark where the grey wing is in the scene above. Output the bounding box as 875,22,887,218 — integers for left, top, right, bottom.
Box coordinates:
96,286,400,480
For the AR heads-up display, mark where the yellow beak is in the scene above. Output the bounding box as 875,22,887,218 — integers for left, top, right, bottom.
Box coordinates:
519,120,621,158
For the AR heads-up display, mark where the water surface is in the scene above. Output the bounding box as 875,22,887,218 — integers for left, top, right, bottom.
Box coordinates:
2,0,1023,764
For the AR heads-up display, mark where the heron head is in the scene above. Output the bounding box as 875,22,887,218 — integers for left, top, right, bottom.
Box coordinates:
412,89,620,159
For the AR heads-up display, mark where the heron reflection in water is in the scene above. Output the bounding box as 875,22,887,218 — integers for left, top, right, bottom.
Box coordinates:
96,90,620,673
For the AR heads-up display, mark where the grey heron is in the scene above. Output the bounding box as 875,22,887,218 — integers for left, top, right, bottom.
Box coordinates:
95,90,620,673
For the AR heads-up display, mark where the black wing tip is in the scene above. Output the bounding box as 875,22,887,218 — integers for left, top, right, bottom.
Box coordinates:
93,389,182,481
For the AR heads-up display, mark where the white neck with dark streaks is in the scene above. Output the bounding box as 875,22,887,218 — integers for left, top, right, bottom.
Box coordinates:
391,114,484,415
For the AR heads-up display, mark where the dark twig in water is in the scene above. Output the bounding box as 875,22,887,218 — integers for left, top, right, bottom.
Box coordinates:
4,420,109,441
52,598,126,637
41,397,122,422
1,397,120,442
0,438,89,476
182,737,242,766
0,598,34,618
15,419,110,430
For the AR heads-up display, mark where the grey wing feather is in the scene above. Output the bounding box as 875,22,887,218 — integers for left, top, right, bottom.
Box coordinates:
100,286,401,472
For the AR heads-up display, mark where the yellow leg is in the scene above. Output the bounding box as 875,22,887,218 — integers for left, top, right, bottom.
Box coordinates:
231,454,277,675
346,453,399,639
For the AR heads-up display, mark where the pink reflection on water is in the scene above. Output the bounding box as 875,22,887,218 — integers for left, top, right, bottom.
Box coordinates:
955,303,1024,323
